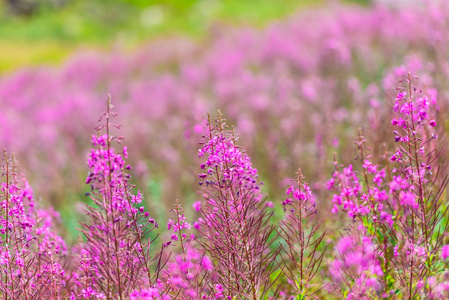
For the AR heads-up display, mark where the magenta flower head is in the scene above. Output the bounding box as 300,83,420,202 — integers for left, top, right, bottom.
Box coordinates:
162,200,213,298
330,234,383,296
327,73,449,298
201,256,213,271
442,245,449,260
82,287,95,298
74,96,166,299
0,152,67,298
193,200,202,211
196,111,280,299
279,169,326,297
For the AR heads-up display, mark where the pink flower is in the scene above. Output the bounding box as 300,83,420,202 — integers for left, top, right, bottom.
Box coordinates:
82,287,94,298
394,245,399,257
193,201,202,211
441,245,449,260
201,256,213,271
400,191,418,210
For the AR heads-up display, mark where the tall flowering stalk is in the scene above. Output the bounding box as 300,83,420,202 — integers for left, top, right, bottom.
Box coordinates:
388,74,449,298
196,111,280,300
72,97,166,300
0,152,67,299
328,74,449,298
279,169,327,299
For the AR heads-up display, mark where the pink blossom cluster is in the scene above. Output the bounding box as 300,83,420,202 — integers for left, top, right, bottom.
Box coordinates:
0,156,67,298
331,235,383,298
162,246,213,299
71,103,164,300
167,214,191,241
327,74,449,298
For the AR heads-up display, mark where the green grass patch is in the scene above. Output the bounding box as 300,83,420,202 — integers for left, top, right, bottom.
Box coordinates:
0,0,328,72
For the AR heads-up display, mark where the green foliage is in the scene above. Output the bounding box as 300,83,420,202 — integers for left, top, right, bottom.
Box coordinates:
0,0,324,72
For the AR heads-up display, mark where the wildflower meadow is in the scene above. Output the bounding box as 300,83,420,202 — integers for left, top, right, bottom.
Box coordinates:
1,1,449,299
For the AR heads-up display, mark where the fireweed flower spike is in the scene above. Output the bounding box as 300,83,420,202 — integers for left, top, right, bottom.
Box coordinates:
388,74,449,299
278,169,327,298
328,74,449,299
0,152,67,299
73,96,167,300
196,111,281,300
